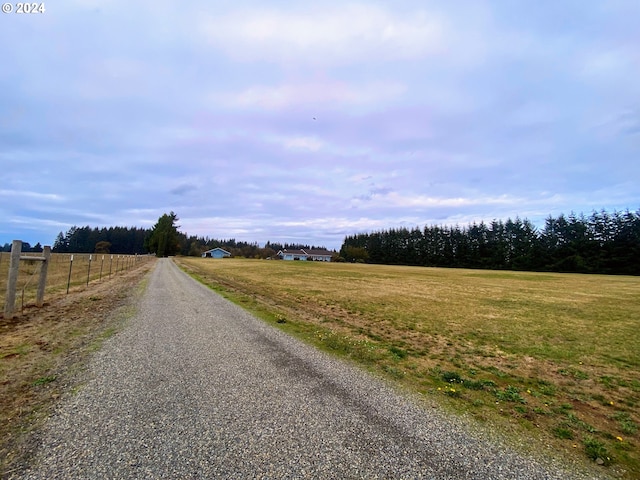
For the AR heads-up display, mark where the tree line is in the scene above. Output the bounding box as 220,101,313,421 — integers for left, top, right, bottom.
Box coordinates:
339,209,640,275
53,226,149,254
1,241,44,252
50,212,327,259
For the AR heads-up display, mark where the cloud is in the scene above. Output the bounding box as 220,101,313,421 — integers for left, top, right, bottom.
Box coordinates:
282,136,324,152
199,4,445,65
594,108,640,140
170,183,199,196
212,81,406,110
0,190,63,202
349,191,520,210
1,1,638,250
353,185,394,201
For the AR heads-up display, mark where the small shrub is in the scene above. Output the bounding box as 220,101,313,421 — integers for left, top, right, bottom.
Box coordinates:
613,412,638,435
464,379,496,390
536,380,557,397
463,380,485,390
583,436,612,465
389,346,408,359
441,370,463,383
553,425,574,439
496,385,526,404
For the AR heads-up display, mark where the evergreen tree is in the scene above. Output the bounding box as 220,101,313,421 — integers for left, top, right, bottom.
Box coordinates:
144,212,181,257
339,208,640,275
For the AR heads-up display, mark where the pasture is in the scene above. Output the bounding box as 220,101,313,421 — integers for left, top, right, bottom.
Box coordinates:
0,252,151,314
176,257,640,477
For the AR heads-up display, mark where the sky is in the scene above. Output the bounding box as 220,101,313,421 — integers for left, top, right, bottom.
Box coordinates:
1,1,639,250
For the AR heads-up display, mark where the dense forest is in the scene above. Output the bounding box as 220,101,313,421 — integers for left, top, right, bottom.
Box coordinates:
340,209,640,275
51,226,149,254
48,224,324,259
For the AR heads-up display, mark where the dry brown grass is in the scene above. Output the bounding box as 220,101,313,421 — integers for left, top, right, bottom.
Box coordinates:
0,252,151,312
176,257,640,478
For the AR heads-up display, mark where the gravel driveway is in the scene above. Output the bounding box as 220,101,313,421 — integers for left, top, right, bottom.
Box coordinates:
14,259,604,479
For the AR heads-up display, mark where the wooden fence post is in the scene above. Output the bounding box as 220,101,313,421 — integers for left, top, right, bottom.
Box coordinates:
4,240,22,319
36,246,51,307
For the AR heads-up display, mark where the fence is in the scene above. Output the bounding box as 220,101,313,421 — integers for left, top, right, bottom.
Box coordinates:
1,240,154,319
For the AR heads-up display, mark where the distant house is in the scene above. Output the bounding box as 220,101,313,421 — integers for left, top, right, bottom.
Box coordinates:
202,247,231,259
277,248,333,262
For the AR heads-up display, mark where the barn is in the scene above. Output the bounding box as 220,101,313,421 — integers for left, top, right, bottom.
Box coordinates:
201,247,231,259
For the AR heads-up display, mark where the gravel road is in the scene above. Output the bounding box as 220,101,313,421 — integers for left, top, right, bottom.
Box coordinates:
14,259,604,479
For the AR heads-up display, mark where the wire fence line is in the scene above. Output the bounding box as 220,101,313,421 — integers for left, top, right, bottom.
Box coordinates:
1,243,154,318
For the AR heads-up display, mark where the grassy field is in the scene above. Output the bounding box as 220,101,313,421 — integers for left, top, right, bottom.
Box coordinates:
0,252,153,313
175,257,640,478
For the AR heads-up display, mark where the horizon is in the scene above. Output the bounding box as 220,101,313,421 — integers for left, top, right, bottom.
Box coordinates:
4,206,638,252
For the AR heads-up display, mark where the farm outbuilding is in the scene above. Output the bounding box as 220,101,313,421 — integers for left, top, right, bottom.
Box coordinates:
202,247,231,259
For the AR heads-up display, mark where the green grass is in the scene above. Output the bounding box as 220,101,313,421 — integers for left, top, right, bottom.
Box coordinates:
175,257,640,478
32,375,57,386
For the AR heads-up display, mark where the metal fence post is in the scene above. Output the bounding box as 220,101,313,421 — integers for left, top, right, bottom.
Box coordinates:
4,240,22,319
66,255,74,294
86,254,92,286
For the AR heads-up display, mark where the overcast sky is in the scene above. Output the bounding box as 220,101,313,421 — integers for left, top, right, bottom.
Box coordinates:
1,1,639,249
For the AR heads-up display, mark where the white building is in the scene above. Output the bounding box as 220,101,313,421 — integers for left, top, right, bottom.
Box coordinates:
277,248,333,261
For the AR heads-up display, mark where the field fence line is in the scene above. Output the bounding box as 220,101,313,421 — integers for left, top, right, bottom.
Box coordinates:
1,240,153,319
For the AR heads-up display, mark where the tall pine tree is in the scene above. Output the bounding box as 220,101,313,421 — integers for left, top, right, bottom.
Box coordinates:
145,212,181,257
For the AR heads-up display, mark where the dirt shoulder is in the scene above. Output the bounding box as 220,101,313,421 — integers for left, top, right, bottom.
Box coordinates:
0,258,156,478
